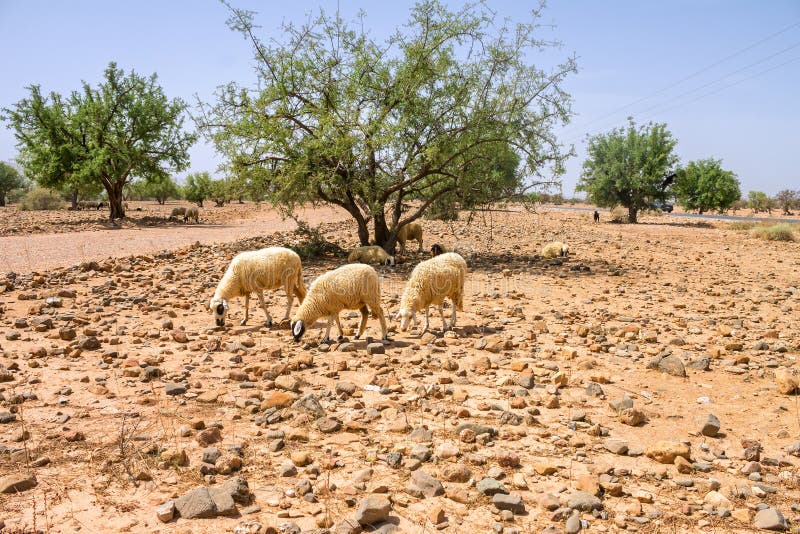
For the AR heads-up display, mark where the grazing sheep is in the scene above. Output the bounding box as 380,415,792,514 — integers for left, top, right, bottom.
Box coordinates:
169,207,186,220
210,247,306,328
396,222,423,255
398,252,467,334
541,241,570,259
347,246,395,266
430,243,445,257
184,206,199,223
430,243,478,265
593,210,600,223
291,263,387,343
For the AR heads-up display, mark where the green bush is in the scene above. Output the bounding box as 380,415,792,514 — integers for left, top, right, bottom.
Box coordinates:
18,188,64,211
751,223,796,242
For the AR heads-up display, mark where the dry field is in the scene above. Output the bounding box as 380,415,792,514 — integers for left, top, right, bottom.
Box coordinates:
1,205,800,534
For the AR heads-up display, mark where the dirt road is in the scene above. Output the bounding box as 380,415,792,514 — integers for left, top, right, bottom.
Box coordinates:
0,205,348,273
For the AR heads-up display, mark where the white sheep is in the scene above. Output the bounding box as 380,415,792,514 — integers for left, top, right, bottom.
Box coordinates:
209,247,306,327
291,263,387,342
184,206,199,223
541,241,570,259
169,207,186,220
396,222,423,255
347,246,395,266
397,252,467,334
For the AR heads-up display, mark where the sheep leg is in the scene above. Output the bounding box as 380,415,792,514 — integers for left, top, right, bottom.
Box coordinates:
417,238,423,252
356,306,369,339
323,315,333,343
449,302,457,330
282,281,293,321
375,306,388,341
439,304,447,332
256,291,272,327
421,308,430,335
335,315,344,340
240,294,250,326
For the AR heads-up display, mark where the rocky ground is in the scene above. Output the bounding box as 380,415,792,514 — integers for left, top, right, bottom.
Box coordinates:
1,207,800,534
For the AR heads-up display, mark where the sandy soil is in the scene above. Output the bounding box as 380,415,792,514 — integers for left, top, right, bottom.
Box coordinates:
1,206,800,534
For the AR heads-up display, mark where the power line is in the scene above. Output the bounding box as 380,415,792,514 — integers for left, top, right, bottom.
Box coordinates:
561,18,800,137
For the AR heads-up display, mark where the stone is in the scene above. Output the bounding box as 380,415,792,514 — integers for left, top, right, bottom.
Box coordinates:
366,343,385,355
496,450,520,468
156,501,175,523
174,487,218,519
492,493,525,514
441,463,471,483
567,491,603,512
407,470,444,497
280,460,298,477
196,427,222,446
608,395,633,413
164,382,187,396
703,491,732,509
604,439,629,455
208,485,238,516
645,441,690,464
700,413,721,437
261,391,296,409
428,505,446,525
775,369,798,395
0,411,17,424
619,408,647,426
275,374,300,392
202,447,222,465
656,354,686,377
355,495,391,526
317,417,342,433
753,508,788,531
674,455,693,474
0,473,37,493
565,513,582,533
477,478,509,496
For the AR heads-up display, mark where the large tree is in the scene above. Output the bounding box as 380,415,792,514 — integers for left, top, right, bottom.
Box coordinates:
673,158,741,214
3,62,196,219
577,119,678,223
0,162,25,207
197,1,575,250
774,189,799,215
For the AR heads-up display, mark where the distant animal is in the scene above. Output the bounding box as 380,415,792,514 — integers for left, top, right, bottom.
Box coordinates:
347,245,395,266
430,243,445,257
430,243,478,264
209,247,306,328
593,210,600,223
184,206,199,223
397,252,467,334
541,241,570,259
170,207,186,220
395,222,423,255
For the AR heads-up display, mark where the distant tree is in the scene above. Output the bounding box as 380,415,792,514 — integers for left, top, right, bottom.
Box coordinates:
197,0,575,250
0,161,25,207
141,176,181,204
2,62,195,219
577,119,678,223
747,191,773,214
673,158,741,214
774,189,799,215
208,179,230,207
183,172,212,206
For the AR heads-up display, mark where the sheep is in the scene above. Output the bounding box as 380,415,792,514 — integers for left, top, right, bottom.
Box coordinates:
397,252,467,335
593,210,600,223
347,246,395,266
396,222,423,255
169,207,186,220
541,241,570,259
209,247,306,328
430,243,478,265
291,263,387,343
184,206,199,224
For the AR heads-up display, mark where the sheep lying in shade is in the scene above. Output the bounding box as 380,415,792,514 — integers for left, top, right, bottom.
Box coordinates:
396,222,423,255
397,252,467,335
210,247,306,327
291,263,387,343
184,206,199,223
347,246,395,266
541,241,570,259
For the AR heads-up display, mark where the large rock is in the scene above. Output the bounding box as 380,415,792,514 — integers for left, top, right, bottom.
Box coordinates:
477,477,508,496
407,470,444,497
354,495,391,526
174,487,218,519
754,508,788,531
775,369,799,395
645,441,691,464
700,413,721,437
647,354,686,377
0,473,37,493
567,491,603,511
492,493,525,514
173,477,249,519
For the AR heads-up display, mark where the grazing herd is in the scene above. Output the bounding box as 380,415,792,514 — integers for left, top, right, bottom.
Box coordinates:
208,223,571,344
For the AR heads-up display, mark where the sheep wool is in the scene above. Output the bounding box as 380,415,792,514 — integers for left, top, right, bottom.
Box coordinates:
398,252,467,334
347,246,395,266
396,222,423,255
170,207,186,220
210,247,306,327
541,241,570,259
291,263,387,342
185,206,199,223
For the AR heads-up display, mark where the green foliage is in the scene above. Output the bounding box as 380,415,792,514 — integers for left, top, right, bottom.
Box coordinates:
577,118,678,223
774,189,800,215
674,158,741,214
208,179,231,207
198,0,575,248
747,191,773,213
183,172,212,206
2,62,196,219
0,161,25,207
751,223,796,242
18,188,64,211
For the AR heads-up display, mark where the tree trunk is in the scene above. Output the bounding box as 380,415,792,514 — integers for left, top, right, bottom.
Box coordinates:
197,199,204,207
107,182,126,219
0,194,5,207
70,189,79,210
627,206,638,223
373,208,390,249
355,217,370,246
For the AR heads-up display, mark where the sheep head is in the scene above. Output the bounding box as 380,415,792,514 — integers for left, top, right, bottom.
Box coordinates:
397,308,416,332
291,320,306,341
209,298,229,327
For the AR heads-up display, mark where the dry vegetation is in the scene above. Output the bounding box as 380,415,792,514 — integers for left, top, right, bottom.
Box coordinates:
1,205,800,534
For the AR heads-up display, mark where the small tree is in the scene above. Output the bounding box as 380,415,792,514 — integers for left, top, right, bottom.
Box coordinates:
3,62,195,219
747,191,772,214
774,189,799,215
577,119,678,223
183,172,212,206
0,161,25,207
208,179,230,207
141,176,181,204
674,158,741,214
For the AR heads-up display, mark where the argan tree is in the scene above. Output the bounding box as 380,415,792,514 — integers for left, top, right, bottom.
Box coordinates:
674,158,741,214
578,119,678,223
774,189,799,215
3,62,196,219
198,1,575,250
0,161,25,207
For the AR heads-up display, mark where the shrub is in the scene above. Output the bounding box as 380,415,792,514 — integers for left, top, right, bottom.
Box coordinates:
18,188,64,211
609,206,628,223
751,223,796,242
729,221,756,231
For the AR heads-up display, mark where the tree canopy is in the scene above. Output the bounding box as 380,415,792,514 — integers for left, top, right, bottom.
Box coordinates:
198,0,575,249
577,119,678,223
183,172,212,207
673,158,741,214
774,189,799,215
0,162,26,207
2,62,196,219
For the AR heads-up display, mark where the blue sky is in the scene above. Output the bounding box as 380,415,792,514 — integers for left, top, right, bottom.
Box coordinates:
1,0,798,195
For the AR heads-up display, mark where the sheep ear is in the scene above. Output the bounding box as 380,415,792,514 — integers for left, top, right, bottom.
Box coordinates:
222,300,229,310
